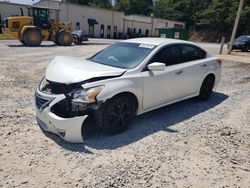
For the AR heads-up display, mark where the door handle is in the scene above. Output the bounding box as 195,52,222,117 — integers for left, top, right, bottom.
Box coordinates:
175,70,183,75
201,64,207,67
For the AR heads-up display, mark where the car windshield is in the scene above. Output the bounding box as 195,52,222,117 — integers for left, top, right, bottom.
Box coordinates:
90,42,155,69
235,36,250,42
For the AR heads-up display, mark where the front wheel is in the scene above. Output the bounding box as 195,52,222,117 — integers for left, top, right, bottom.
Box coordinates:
56,32,73,46
98,96,136,134
198,75,215,100
73,35,82,45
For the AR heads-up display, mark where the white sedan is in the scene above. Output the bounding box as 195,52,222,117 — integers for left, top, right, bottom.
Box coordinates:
35,38,221,143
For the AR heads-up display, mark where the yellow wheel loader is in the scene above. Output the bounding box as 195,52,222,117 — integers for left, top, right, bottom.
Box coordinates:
3,6,73,46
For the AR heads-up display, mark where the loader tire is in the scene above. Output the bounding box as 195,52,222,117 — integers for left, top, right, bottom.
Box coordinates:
20,40,26,45
23,29,42,46
57,31,73,46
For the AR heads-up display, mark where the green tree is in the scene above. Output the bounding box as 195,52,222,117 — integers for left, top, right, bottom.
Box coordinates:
115,0,153,15
199,0,250,37
153,0,210,29
153,0,250,39
66,0,112,8
91,0,112,8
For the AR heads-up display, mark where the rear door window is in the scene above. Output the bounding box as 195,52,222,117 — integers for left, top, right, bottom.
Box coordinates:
180,45,207,62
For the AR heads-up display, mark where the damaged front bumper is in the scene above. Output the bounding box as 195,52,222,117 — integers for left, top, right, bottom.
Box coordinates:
35,89,88,143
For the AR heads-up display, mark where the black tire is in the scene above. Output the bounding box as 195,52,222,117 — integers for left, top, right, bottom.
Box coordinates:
23,29,42,46
97,96,136,134
20,40,26,45
198,75,215,100
73,35,82,45
57,32,73,46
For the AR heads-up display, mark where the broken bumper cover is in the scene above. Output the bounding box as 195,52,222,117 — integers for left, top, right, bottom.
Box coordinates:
35,89,87,143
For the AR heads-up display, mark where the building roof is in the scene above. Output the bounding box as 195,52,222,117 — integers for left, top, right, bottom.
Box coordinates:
0,1,29,6
122,37,193,46
35,0,124,14
0,1,59,10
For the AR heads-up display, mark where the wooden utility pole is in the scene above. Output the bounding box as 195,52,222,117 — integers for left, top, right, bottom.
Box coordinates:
227,0,244,54
219,36,225,54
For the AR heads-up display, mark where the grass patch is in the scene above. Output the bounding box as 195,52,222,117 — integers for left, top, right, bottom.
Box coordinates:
0,33,15,39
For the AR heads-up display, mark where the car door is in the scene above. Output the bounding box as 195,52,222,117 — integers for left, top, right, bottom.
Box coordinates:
141,45,187,110
178,44,208,96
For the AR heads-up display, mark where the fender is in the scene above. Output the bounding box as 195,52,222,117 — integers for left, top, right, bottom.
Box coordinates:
20,25,40,41
84,77,143,113
199,69,221,90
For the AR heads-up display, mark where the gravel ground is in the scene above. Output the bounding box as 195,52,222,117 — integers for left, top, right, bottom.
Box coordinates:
0,40,250,188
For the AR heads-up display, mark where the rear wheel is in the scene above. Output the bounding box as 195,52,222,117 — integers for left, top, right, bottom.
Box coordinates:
97,96,136,134
57,32,73,46
23,29,42,46
198,75,215,100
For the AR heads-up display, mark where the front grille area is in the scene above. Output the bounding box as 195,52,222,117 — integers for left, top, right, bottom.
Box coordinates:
35,93,54,110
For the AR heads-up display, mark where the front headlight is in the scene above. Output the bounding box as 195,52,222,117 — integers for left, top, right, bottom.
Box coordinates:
39,77,49,91
72,86,104,103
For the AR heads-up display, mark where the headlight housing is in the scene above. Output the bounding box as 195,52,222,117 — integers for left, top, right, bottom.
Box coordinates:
71,86,104,103
39,77,49,91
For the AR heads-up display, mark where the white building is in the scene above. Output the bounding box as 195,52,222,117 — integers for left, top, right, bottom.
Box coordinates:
0,0,185,39
124,14,185,37
35,0,125,38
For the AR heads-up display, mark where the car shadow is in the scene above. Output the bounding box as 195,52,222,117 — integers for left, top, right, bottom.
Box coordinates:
42,130,94,154
43,92,228,152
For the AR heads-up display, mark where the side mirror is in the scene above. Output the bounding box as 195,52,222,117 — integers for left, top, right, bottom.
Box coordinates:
147,62,166,71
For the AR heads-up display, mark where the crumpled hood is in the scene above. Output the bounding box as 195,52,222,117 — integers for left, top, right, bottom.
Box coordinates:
45,56,126,84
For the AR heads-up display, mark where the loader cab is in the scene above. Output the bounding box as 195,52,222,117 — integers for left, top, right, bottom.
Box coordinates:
28,7,51,29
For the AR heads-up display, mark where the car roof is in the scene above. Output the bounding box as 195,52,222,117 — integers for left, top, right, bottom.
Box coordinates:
238,35,250,38
122,37,194,46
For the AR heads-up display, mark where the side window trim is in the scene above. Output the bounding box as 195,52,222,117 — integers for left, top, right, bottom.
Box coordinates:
142,43,207,72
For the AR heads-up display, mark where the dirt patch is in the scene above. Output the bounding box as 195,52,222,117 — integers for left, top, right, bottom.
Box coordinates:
218,53,250,64
239,77,250,84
